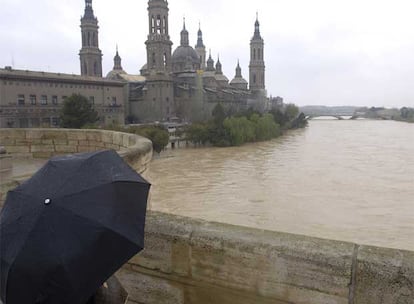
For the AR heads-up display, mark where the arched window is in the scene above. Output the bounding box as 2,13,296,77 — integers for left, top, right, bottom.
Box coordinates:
253,49,256,60
253,74,257,84
163,16,167,34
82,33,86,46
152,53,156,67
156,15,161,34
163,53,167,67
94,62,98,75
258,48,261,60
92,33,96,47
151,16,155,33
88,32,91,46
84,62,88,75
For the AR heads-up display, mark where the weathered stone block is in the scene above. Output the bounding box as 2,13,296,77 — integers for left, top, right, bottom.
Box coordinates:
32,152,53,159
189,221,352,303
104,143,120,150
86,131,102,141
355,246,414,304
53,139,69,145
25,130,44,139
88,140,105,148
41,131,67,140
14,139,31,146
0,129,26,139
67,131,87,141
77,146,97,153
55,145,77,154
41,139,54,145
113,132,124,146
0,138,15,145
5,146,30,153
102,132,114,144
31,145,55,153
117,268,184,304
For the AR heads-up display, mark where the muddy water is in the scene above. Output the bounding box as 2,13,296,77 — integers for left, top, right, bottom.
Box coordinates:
148,120,414,251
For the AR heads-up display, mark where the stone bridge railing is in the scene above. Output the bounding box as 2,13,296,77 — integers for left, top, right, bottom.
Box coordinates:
119,211,414,304
0,128,153,204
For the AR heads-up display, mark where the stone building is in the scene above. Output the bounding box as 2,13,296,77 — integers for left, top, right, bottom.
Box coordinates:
0,67,125,128
106,0,269,123
1,0,271,128
0,0,125,128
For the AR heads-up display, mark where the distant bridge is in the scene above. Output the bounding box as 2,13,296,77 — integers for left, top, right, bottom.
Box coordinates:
306,115,354,120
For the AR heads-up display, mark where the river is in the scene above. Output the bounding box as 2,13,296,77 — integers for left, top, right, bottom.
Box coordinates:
147,120,414,251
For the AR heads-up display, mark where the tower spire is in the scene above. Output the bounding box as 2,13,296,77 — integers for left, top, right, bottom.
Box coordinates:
79,0,102,76
83,0,95,20
180,17,189,46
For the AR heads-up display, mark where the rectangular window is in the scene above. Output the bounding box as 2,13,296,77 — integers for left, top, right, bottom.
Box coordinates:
52,95,58,105
41,117,51,127
111,97,117,106
51,117,59,126
40,95,48,105
89,96,95,105
30,95,37,105
17,94,25,106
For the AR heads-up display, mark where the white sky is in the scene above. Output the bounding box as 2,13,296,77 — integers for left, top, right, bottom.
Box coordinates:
1,0,414,107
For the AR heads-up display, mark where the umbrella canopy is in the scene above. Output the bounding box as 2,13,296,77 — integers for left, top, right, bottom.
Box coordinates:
0,150,150,304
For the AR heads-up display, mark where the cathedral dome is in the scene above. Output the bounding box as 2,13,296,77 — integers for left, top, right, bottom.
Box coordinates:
171,20,201,73
172,46,200,73
106,69,126,80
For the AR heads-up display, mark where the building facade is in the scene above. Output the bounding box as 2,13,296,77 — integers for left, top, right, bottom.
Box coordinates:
0,68,125,128
107,0,269,123
1,0,271,128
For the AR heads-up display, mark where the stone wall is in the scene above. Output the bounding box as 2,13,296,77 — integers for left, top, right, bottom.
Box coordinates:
0,128,153,204
118,211,414,304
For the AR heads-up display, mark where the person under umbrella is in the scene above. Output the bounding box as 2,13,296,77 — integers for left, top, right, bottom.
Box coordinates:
0,150,150,304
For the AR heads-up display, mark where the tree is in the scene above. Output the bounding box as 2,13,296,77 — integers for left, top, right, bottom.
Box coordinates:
129,126,169,154
60,94,99,128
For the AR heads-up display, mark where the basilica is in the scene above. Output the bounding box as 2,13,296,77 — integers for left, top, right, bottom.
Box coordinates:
101,0,269,123
0,0,270,128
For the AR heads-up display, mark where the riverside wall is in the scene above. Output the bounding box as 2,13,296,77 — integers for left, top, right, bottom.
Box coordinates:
0,128,413,303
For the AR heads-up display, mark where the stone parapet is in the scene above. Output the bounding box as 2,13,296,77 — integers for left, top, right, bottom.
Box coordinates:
0,128,153,205
118,211,414,304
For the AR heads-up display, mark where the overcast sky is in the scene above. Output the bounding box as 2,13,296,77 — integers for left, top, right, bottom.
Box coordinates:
1,0,414,107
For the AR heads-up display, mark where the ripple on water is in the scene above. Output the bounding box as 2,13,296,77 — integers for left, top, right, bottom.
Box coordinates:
148,120,414,251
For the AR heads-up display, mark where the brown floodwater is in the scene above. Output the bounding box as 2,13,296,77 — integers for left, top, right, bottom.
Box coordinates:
148,119,414,251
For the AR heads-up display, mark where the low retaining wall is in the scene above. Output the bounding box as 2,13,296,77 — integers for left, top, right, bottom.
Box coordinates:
0,128,153,204
118,211,414,304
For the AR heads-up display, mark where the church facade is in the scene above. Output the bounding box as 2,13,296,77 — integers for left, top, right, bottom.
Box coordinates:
0,0,271,128
106,0,269,123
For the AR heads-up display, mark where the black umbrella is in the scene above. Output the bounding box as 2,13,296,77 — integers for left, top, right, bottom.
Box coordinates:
0,150,150,304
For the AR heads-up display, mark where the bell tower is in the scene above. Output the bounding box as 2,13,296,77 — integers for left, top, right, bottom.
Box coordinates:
144,0,175,121
249,13,265,91
145,0,173,75
195,23,206,70
79,0,103,77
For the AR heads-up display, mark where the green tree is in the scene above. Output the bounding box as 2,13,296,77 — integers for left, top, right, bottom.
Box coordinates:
285,104,300,121
255,114,281,141
223,117,255,146
130,126,169,154
186,123,211,145
60,94,99,128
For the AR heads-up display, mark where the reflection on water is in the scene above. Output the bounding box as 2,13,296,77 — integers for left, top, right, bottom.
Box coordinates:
148,120,414,251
